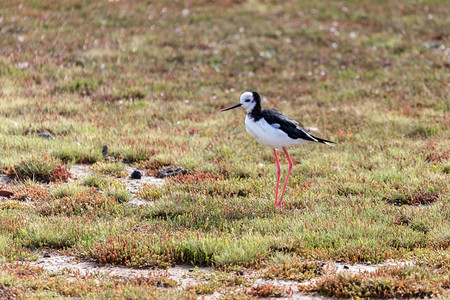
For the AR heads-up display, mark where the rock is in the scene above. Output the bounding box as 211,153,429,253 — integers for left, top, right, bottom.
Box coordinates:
38,130,55,140
44,253,51,258
0,190,13,198
157,167,187,178
130,170,142,179
102,145,108,158
236,270,244,276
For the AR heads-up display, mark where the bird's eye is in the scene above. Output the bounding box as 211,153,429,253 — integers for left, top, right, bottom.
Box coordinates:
245,99,250,102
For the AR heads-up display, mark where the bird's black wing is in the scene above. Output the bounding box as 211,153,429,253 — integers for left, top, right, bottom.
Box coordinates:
261,109,318,142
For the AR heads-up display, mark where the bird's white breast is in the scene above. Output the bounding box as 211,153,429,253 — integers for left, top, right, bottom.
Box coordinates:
244,116,308,149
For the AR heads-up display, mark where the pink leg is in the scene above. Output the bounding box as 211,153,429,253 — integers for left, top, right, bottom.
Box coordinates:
273,149,281,207
277,147,293,208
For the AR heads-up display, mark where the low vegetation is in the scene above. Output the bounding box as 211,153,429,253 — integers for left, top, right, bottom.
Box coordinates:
188,270,252,295
5,156,71,183
0,262,193,299
0,0,448,297
263,255,324,281
300,264,449,298
246,284,286,298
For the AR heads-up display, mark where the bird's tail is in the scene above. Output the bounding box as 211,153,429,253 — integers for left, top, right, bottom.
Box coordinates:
313,136,336,147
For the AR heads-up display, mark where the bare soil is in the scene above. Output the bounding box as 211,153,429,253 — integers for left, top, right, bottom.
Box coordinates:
28,253,413,299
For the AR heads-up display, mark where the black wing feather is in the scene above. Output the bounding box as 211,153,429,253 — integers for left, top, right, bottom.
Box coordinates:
261,109,317,142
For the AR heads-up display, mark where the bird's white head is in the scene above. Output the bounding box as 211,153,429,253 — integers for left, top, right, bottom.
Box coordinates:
222,91,261,113
239,92,257,113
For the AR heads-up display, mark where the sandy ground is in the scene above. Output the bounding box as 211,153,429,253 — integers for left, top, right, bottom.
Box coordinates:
28,253,413,299
69,164,164,208
1,164,164,207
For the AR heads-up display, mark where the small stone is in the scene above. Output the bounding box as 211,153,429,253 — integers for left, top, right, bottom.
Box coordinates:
44,253,51,258
38,130,55,140
236,270,244,276
131,170,142,179
102,145,108,158
343,265,349,269
157,167,187,178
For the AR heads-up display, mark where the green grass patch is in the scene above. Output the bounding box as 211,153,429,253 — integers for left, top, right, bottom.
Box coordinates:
5,156,71,182
91,161,127,177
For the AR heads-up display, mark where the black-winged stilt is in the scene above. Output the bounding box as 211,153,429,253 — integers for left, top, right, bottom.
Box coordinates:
222,91,335,208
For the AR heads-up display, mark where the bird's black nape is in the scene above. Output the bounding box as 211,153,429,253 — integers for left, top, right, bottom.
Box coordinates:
251,91,261,103
249,91,262,120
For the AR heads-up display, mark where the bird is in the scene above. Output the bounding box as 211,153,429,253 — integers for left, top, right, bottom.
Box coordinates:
222,91,335,208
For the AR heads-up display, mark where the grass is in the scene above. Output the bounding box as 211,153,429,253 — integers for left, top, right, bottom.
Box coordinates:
188,270,252,295
137,183,163,201
263,254,324,281
300,264,449,298
5,156,71,182
90,161,128,178
246,284,286,298
0,0,449,297
50,182,90,198
82,174,132,202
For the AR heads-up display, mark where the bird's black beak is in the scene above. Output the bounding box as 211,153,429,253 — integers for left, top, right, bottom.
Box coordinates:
222,103,242,112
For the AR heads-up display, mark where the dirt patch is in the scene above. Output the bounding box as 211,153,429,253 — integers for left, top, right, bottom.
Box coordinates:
121,165,164,207
31,255,162,278
1,164,164,208
127,198,154,207
69,164,94,180
29,254,212,289
28,254,322,299
27,254,414,300
329,261,414,273
69,164,164,207
121,165,164,193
